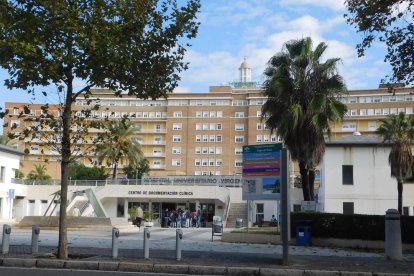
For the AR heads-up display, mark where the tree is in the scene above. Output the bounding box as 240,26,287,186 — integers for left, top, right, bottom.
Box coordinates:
345,1,414,85
262,37,347,201
0,135,10,145
68,163,108,180
27,164,52,181
123,158,150,180
14,169,24,179
376,112,414,214
97,119,144,179
0,0,200,259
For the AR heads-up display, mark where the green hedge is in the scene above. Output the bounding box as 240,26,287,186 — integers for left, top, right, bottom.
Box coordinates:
290,212,414,243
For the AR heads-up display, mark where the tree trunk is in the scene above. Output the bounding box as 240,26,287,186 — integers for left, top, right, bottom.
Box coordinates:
112,161,118,179
58,86,73,259
308,168,315,201
299,161,311,201
397,180,403,214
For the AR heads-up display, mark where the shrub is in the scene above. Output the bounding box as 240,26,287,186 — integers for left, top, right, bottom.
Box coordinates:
290,212,414,243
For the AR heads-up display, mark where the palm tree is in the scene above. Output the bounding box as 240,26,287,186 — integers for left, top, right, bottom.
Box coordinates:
96,119,143,179
27,164,52,181
376,112,414,214
262,37,347,201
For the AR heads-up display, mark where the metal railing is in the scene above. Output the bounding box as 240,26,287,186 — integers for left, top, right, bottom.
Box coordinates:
11,176,244,187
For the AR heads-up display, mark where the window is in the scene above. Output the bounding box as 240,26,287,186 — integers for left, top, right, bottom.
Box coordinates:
216,123,222,130
210,111,216,118
173,111,182,118
342,123,356,131
202,159,208,166
202,147,208,154
11,120,20,128
209,159,215,166
263,135,270,142
203,135,208,142
172,147,181,154
195,171,201,176
172,159,181,166
217,111,223,118
209,135,215,142
256,135,262,142
256,123,263,130
196,135,201,142
216,147,222,154
235,124,244,131
343,202,354,215
235,112,245,118
216,135,222,142
235,148,243,155
203,111,209,118
203,123,209,130
368,121,376,131
195,159,201,166
209,147,215,154
256,111,262,117
209,123,215,130
350,110,357,116
30,145,40,154
154,136,162,144
235,160,243,167
216,159,222,166
383,108,389,115
196,111,202,118
153,147,162,156
173,123,182,130
173,135,182,142
235,136,244,143
196,124,202,130
342,165,353,185
153,160,162,167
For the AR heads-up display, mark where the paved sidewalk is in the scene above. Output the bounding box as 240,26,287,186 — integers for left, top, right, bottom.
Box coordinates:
1,225,414,275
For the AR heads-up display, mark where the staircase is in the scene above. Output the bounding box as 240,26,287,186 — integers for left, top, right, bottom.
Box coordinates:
225,202,248,228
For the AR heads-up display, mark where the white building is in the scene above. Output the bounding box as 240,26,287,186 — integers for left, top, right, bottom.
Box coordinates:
0,144,26,221
320,134,414,215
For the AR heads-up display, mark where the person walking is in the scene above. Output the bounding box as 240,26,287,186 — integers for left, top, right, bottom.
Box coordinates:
136,205,144,229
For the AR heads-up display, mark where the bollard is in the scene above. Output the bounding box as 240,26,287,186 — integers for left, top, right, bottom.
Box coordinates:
143,227,150,259
31,225,40,254
112,227,120,259
385,209,402,260
176,229,183,261
2,224,11,254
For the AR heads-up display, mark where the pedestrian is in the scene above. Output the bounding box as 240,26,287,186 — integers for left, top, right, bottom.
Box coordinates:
162,208,169,228
177,208,182,228
196,206,201,228
136,205,143,229
184,208,191,228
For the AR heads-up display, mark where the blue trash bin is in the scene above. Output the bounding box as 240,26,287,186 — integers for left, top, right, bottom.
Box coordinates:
296,221,311,246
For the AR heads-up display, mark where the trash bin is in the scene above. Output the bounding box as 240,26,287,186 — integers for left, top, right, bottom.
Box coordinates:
235,218,243,228
296,220,311,246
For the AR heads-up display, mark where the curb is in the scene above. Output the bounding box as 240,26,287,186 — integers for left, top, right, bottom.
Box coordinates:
0,257,411,276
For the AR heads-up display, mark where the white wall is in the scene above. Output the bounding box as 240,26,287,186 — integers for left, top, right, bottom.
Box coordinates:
321,145,399,215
